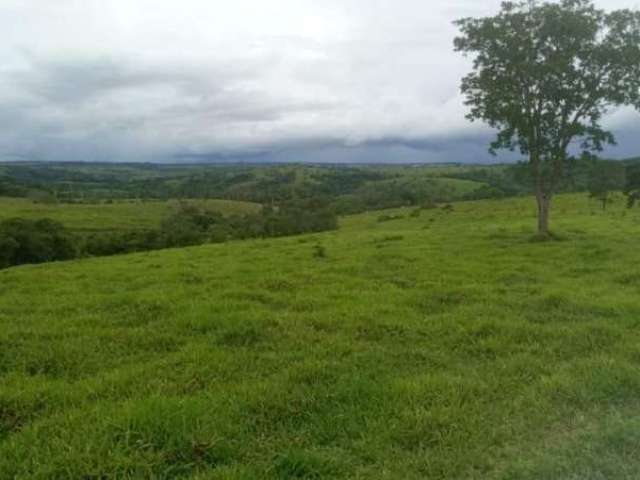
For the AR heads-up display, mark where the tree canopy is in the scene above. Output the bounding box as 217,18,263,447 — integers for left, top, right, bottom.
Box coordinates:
587,160,626,210
455,0,640,235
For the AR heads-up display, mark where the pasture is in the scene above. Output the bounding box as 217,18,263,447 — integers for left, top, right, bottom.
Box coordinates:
1,193,640,478
0,197,261,233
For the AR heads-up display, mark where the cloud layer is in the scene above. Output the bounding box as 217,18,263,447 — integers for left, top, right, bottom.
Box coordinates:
1,0,639,163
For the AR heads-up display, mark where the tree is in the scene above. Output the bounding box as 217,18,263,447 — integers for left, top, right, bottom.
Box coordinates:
624,163,640,207
0,218,77,268
587,160,626,210
454,0,640,236
0,234,19,269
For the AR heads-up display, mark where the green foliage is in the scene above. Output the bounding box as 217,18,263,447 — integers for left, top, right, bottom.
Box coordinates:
0,197,260,233
159,200,338,247
161,203,225,247
0,199,339,268
624,162,640,207
3,160,640,222
455,0,640,233
0,218,77,268
587,161,626,211
441,203,454,212
376,214,403,223
312,244,326,258
83,230,165,257
0,162,504,214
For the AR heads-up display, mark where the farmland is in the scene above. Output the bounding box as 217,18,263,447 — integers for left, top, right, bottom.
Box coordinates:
0,197,261,233
2,193,640,478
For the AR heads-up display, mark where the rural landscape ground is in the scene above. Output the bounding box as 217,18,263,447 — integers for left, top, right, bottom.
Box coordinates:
2,186,640,478
0,197,261,233
3,0,640,477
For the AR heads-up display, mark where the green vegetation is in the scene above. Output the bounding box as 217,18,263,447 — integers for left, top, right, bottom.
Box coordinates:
2,0,639,476
4,159,640,222
0,162,499,212
455,0,640,236
588,161,626,211
0,218,77,269
624,161,640,207
0,199,338,268
0,197,260,233
2,193,640,478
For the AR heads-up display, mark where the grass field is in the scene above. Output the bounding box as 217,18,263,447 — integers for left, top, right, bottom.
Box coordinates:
2,193,640,478
0,197,261,232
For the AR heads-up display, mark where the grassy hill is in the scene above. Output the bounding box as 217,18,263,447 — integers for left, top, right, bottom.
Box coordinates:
0,162,504,211
2,193,640,478
0,197,261,233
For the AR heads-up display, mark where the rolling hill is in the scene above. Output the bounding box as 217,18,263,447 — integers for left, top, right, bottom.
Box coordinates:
0,197,261,233
1,193,640,478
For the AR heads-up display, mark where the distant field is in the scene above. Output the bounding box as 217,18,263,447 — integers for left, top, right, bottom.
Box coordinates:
2,193,640,478
0,197,261,232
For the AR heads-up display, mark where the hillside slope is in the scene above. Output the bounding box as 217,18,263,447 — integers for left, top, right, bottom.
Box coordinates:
2,194,640,478
0,197,261,233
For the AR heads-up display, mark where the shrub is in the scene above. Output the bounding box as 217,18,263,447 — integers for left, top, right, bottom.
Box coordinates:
0,218,77,268
313,244,327,258
377,214,403,223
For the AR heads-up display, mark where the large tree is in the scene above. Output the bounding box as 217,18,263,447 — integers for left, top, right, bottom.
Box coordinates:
454,0,640,236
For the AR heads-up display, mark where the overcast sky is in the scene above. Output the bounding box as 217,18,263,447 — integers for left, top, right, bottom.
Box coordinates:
1,0,639,164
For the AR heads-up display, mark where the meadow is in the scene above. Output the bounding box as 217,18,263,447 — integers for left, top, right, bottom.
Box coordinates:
1,193,640,478
0,197,261,233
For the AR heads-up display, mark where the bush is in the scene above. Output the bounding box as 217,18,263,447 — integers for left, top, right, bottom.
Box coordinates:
0,198,341,268
313,244,327,258
421,198,439,209
84,230,163,256
0,218,77,268
441,204,454,212
377,214,403,223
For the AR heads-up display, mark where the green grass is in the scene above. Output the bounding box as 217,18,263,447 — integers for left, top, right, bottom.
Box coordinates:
0,197,261,233
1,193,640,478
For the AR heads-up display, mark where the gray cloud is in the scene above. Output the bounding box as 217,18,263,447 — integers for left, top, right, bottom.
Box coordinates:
1,0,639,163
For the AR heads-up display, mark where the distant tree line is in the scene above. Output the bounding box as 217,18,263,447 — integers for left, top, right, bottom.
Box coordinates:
3,159,640,231
0,163,392,204
0,162,555,212
446,157,640,211
0,200,338,269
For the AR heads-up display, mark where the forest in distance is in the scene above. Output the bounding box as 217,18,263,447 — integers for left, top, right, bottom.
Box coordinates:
4,0,640,477
1,158,640,269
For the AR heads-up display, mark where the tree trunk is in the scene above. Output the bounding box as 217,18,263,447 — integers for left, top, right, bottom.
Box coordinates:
535,190,551,237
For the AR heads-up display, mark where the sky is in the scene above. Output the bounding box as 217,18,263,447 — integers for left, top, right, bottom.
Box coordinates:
1,0,639,164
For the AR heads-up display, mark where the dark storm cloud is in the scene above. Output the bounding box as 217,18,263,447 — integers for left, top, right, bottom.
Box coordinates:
1,0,638,163
176,132,522,165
